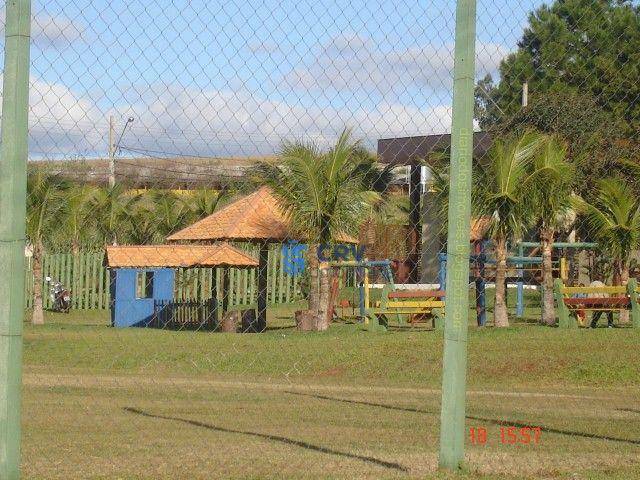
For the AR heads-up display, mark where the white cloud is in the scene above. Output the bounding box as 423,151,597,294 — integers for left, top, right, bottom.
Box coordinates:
0,12,85,48
283,33,509,95
27,76,104,155
6,77,453,159
119,84,453,156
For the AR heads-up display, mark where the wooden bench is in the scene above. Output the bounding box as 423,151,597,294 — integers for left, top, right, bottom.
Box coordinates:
553,278,640,328
365,288,445,331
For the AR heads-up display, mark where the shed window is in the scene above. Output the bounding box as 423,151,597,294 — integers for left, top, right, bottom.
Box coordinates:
135,271,154,299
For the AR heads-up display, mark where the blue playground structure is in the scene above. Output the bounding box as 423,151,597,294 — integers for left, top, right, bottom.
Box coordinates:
437,241,597,325
328,260,394,319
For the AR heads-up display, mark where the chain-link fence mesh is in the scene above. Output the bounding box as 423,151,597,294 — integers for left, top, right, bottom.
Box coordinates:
7,0,640,478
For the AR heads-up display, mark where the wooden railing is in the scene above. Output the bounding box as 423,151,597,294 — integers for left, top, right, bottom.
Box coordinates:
152,299,218,330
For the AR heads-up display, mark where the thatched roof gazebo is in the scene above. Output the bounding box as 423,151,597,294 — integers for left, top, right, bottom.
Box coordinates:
168,186,357,330
168,186,291,242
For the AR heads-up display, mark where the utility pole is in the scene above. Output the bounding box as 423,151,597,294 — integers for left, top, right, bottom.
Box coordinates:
108,115,115,188
0,0,32,478
522,82,529,108
439,0,476,471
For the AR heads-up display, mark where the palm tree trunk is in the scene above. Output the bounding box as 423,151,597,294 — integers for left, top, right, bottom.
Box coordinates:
71,237,80,256
326,269,340,323
307,243,320,316
541,228,556,326
493,236,509,327
317,262,331,331
365,215,376,250
31,243,45,325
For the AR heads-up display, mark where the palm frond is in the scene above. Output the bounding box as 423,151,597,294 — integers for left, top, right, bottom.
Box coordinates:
574,178,640,263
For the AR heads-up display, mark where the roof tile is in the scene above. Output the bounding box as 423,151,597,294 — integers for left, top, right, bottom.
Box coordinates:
106,243,258,268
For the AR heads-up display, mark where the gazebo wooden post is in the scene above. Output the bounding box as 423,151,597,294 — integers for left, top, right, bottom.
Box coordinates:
221,267,229,313
257,242,269,331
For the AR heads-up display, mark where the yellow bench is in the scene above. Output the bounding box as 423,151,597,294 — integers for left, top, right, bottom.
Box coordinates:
554,279,640,328
366,288,445,331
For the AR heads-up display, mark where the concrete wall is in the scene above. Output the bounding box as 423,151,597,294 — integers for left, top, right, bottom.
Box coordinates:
420,189,444,284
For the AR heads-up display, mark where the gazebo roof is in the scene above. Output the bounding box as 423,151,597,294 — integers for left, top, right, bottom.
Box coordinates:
167,186,358,244
105,244,258,268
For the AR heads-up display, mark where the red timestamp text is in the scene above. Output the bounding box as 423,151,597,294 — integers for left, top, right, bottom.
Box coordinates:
469,426,542,445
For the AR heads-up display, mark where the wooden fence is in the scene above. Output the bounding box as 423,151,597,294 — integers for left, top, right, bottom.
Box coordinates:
25,252,109,310
25,245,353,310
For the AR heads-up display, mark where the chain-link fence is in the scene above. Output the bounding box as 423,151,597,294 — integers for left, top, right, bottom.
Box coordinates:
2,0,640,478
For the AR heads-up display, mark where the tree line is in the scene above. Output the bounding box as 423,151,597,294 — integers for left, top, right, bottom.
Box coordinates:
466,0,640,327
431,131,640,328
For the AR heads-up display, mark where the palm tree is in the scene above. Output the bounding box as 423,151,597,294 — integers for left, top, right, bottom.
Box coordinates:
185,188,230,224
257,130,378,330
61,184,95,253
127,200,161,245
574,178,640,322
140,190,191,241
352,147,394,251
474,132,543,327
26,171,66,325
87,185,137,245
529,136,575,325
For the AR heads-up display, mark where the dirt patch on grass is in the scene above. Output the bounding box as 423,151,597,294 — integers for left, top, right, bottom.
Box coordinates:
22,371,622,401
316,366,347,377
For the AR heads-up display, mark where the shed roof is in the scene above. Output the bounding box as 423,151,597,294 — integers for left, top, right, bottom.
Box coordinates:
105,244,258,268
167,186,357,243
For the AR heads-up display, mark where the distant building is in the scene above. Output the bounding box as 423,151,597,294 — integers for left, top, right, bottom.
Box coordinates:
377,132,493,283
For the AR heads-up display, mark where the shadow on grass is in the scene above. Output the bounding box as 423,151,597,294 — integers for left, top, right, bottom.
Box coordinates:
618,408,640,415
286,391,437,415
465,414,640,446
264,325,296,331
124,407,407,472
287,392,640,446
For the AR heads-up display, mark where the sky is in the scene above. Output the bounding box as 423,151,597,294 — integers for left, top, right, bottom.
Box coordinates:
0,0,547,160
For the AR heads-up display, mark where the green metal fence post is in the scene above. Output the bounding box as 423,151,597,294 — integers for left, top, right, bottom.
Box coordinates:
554,278,570,328
628,279,640,329
0,0,32,477
438,0,476,471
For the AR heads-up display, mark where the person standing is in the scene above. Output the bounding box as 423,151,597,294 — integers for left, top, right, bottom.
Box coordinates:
589,279,614,328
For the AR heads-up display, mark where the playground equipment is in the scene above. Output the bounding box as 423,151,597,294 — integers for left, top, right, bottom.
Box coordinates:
328,260,394,321
554,278,640,329
330,260,445,331
437,252,553,326
367,287,445,331
515,242,597,317
438,241,598,325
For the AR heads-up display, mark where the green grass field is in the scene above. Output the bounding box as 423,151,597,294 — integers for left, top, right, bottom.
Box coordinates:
21,300,640,479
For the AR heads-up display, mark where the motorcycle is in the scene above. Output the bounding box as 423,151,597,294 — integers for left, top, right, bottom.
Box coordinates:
46,277,71,313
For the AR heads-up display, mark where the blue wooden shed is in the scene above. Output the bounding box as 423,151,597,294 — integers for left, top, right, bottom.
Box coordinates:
106,244,258,329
